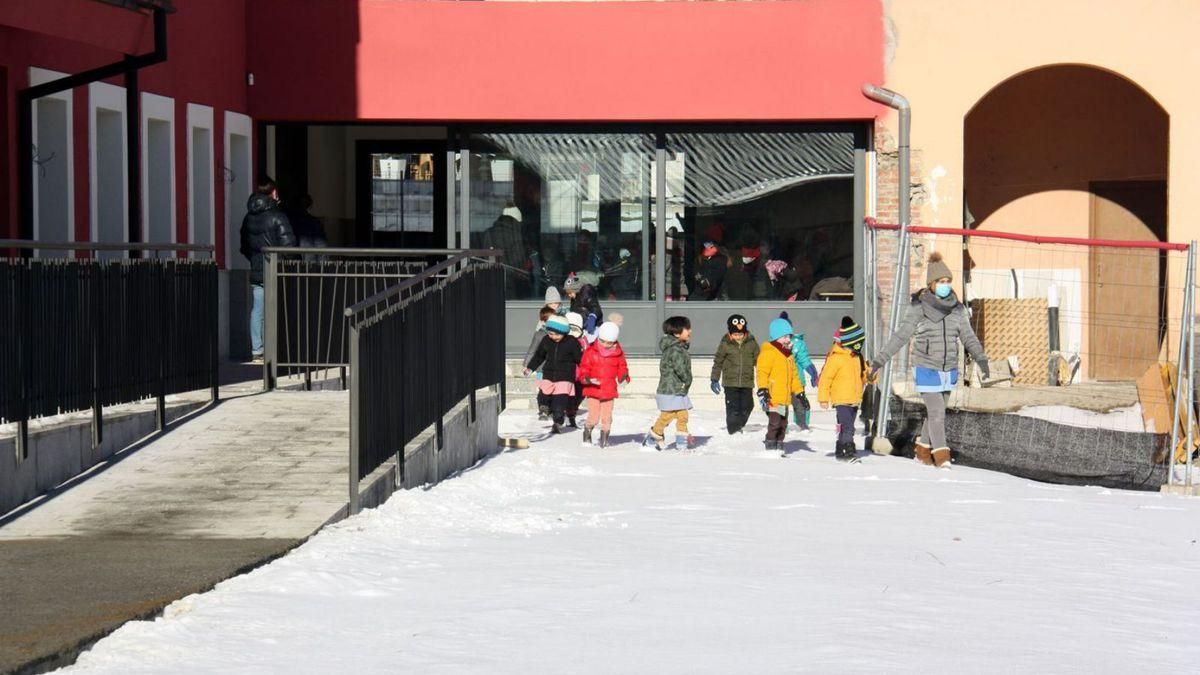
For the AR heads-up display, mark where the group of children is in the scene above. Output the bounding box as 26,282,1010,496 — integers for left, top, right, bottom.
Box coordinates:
523,291,873,460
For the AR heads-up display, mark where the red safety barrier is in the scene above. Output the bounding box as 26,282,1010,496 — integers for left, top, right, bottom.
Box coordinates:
864,218,1189,252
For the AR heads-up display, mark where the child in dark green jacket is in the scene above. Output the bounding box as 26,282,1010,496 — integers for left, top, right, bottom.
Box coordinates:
645,316,694,451
710,314,760,434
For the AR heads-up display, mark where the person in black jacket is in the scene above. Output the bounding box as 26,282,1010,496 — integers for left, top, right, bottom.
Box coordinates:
524,314,584,434
691,241,728,301
563,272,604,337
240,177,296,361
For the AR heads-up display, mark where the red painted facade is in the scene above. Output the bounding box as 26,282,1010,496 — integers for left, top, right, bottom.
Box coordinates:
0,0,248,265
2,0,884,267
248,0,882,122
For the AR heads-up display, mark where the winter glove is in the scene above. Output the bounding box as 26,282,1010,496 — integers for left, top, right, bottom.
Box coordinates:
794,393,811,412
585,313,598,334
978,359,991,381
619,374,631,385
756,388,771,413
806,364,819,388
710,380,722,395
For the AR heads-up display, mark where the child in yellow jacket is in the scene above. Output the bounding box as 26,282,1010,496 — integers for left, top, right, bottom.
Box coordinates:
756,317,805,451
818,316,871,462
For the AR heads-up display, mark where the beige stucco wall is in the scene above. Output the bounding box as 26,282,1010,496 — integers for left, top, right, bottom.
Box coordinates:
880,0,1198,241
877,0,1200,377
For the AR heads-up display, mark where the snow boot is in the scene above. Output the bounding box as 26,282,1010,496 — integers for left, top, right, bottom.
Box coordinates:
932,446,952,469
599,430,610,448
537,405,551,421
836,441,857,462
551,421,565,435
913,438,933,465
644,429,665,450
582,425,594,446
567,415,578,429
676,435,691,451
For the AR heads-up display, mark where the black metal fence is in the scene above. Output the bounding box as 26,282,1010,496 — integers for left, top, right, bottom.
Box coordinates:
262,248,458,390
346,252,504,512
0,241,218,456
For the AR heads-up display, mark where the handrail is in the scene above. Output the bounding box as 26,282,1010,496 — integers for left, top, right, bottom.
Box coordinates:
0,239,215,252
262,246,492,257
344,250,502,320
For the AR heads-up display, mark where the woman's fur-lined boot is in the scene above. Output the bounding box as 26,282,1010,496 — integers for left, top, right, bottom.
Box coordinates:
914,438,934,466
931,446,952,469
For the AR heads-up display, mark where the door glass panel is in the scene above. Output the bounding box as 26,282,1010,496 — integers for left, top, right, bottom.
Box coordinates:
370,152,435,233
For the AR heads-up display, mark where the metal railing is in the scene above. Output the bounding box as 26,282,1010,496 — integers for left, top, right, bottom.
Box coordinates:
345,251,505,513
0,240,218,459
262,247,479,390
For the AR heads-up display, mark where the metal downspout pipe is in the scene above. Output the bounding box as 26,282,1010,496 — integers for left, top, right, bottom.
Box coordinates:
862,84,910,452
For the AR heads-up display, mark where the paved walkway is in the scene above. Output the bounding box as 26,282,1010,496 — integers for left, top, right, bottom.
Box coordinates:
0,388,349,673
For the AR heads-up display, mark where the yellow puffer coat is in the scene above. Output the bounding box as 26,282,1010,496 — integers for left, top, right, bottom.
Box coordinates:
818,343,870,406
756,343,804,407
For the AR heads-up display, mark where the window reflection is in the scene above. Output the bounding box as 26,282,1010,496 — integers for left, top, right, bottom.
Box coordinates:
663,131,856,302
467,133,654,301
464,130,856,302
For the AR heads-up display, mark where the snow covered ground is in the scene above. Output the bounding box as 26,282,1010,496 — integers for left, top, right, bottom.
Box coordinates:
64,408,1200,674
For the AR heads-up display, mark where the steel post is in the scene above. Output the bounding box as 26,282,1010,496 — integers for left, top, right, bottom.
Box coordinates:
92,263,104,448
348,325,361,515
1188,242,1197,488
155,263,167,432
654,142,667,337
210,263,220,402
264,251,278,390
1170,242,1195,486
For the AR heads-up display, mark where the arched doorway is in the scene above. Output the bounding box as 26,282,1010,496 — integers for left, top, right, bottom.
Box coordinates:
964,64,1169,380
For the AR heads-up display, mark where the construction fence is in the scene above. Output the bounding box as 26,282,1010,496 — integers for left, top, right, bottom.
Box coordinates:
863,219,1198,490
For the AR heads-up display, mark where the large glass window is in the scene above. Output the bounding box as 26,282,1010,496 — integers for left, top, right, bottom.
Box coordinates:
663,131,856,302
467,133,655,301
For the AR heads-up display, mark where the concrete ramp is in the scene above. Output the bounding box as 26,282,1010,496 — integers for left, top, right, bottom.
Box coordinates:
0,390,349,673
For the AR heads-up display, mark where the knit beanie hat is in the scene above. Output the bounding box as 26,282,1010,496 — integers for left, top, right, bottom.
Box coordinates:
597,321,620,342
563,274,583,293
544,286,562,304
726,314,748,334
926,252,953,285
837,316,866,350
546,315,570,335
566,312,584,337
768,317,793,342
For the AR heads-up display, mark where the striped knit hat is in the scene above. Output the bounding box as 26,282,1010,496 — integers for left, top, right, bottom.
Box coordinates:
546,315,571,335
836,316,865,350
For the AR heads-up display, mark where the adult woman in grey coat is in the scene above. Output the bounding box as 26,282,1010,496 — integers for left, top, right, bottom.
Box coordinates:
869,253,989,468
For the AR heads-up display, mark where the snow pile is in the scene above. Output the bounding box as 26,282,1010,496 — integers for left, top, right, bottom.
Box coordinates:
64,408,1200,673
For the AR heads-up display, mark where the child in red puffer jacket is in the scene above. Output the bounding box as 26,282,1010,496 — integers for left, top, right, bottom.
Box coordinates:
577,321,630,448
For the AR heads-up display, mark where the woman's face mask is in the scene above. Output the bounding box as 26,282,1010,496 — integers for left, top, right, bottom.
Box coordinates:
934,282,953,298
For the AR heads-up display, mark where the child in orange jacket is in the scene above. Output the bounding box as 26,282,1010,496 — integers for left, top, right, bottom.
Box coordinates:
818,316,871,462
